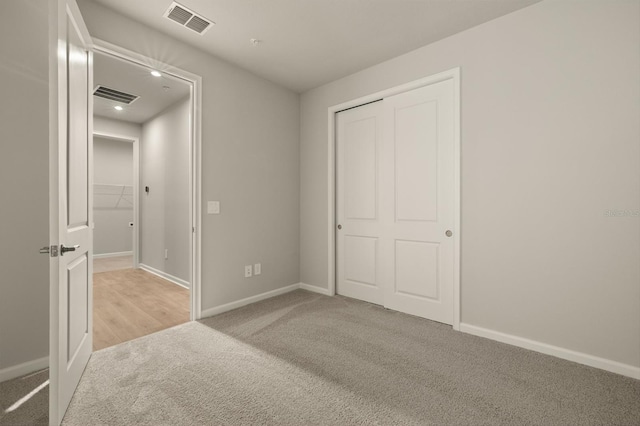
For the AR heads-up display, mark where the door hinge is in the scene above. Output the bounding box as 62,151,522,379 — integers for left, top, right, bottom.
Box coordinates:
39,245,59,257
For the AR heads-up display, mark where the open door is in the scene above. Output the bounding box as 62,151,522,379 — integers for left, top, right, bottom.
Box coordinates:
49,1,93,424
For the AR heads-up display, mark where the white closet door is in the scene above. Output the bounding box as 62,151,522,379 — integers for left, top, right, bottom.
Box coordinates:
336,101,384,305
381,80,455,324
336,79,455,325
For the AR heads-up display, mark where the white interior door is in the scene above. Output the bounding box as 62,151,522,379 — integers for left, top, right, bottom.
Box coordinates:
336,79,455,324
49,1,93,424
381,80,455,324
336,101,384,305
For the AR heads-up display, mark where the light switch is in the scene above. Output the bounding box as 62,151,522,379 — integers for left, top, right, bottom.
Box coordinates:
207,201,220,214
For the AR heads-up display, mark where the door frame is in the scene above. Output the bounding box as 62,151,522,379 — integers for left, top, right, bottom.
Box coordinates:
326,67,461,330
92,132,140,268
91,39,203,321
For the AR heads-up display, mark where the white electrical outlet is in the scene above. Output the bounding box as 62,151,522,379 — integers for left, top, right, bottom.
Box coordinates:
244,265,252,278
207,201,220,214
254,263,261,275
165,249,169,259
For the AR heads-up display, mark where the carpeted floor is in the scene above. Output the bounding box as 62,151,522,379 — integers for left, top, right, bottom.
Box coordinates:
2,290,640,425
0,369,48,425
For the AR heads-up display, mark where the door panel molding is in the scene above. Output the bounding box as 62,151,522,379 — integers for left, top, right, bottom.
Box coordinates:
328,68,461,329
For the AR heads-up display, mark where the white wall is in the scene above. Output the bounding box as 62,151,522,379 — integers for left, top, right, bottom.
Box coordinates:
93,136,134,255
140,98,190,283
94,116,142,141
300,0,640,370
77,1,300,310
0,1,50,376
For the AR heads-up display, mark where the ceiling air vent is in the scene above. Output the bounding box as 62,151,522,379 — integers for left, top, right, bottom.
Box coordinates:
164,2,214,35
93,85,139,104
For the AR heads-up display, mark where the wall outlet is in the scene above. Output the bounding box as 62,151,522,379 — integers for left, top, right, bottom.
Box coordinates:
254,263,261,275
244,265,252,278
207,201,220,215
165,249,169,259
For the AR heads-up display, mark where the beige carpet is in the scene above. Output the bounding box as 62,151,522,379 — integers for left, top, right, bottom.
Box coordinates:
2,290,639,425
0,370,48,425
63,290,639,425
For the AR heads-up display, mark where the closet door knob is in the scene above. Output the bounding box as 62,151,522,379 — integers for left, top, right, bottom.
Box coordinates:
337,224,342,230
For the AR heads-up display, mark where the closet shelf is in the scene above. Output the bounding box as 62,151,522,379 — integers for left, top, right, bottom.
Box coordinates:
94,183,133,210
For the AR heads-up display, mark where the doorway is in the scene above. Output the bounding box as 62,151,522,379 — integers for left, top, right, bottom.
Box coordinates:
329,69,461,327
48,3,203,421
91,49,194,350
92,133,136,273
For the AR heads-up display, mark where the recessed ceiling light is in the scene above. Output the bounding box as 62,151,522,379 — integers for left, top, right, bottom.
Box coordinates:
151,70,162,77
114,105,123,111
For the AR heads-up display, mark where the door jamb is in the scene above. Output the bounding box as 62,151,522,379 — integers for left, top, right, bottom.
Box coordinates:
91,132,140,268
90,39,203,320
326,67,461,330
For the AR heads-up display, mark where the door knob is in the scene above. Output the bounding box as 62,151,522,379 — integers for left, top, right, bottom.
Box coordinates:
445,230,453,237
60,244,80,256
337,224,342,230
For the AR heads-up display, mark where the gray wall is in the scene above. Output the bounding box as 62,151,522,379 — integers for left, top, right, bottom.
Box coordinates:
93,136,134,255
300,0,640,368
94,116,142,141
140,98,190,283
77,0,300,310
0,1,50,373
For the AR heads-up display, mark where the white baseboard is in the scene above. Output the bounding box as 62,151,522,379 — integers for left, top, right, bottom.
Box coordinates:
201,284,300,318
93,251,133,259
459,323,640,380
0,356,49,383
138,263,190,289
299,282,333,296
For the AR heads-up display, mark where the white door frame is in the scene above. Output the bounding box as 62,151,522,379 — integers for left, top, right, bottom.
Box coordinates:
92,132,140,268
326,67,461,330
91,39,203,320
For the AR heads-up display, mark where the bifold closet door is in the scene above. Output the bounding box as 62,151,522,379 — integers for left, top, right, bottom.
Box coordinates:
336,79,455,324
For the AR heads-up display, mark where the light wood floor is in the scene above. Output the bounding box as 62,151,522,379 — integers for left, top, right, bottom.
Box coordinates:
93,255,133,273
93,268,189,351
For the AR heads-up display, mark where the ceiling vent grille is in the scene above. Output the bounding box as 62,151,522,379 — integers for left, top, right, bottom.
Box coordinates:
93,85,139,104
164,2,214,35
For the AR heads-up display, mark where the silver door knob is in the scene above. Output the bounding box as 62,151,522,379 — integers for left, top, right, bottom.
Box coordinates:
445,230,453,237
337,224,342,230
60,244,80,256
